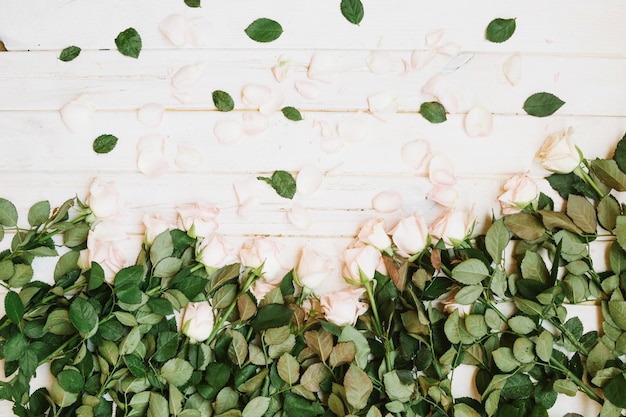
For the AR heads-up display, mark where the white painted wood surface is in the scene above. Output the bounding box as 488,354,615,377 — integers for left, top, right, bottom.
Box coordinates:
0,1,625,415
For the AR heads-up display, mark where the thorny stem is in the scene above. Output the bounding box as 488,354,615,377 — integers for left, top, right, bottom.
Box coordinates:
547,317,590,357
363,278,393,373
548,357,604,405
574,165,605,199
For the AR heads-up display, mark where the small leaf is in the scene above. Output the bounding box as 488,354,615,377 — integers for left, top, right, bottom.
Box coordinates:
59,46,81,62
0,198,18,226
485,219,510,264
536,330,553,362
212,90,235,112
485,18,516,43
304,329,333,362
242,397,271,417
454,285,483,305
340,0,364,25
598,194,620,231
69,297,99,338
244,18,283,43
420,101,447,123
451,258,489,285
93,134,118,154
523,92,565,117
115,27,142,58
250,303,293,330
184,0,201,7
612,132,626,173
161,358,193,387
57,369,84,393
281,106,303,121
344,364,373,411
257,170,297,199
277,353,300,385
508,315,536,335
566,194,597,233
4,291,23,324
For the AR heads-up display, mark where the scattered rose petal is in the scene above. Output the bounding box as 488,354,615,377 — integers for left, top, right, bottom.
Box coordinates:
171,63,206,90
314,120,335,138
185,17,211,46
241,84,272,108
320,137,345,154
337,112,371,143
411,49,437,69
297,165,324,196
440,52,474,74
437,42,462,56
242,112,270,135
287,204,311,229
427,185,458,207
502,54,522,86
137,134,169,177
295,81,321,99
271,55,292,82
372,190,403,213
428,153,457,186
307,52,340,83
367,91,398,121
175,145,203,169
213,119,244,144
60,95,94,132
401,140,432,170
171,91,193,104
259,91,284,115
425,29,445,46
464,106,494,137
421,74,458,112
137,103,165,127
237,197,261,218
234,175,265,204
366,51,398,75
159,14,187,47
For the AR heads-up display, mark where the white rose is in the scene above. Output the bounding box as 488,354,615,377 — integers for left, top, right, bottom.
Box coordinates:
196,234,238,273
177,202,220,238
342,245,383,284
249,279,278,304
391,212,430,257
86,179,127,221
356,218,391,251
535,127,581,174
320,287,368,326
296,247,349,296
80,221,131,281
497,173,539,215
181,301,214,343
143,212,176,245
239,237,289,284
429,208,476,248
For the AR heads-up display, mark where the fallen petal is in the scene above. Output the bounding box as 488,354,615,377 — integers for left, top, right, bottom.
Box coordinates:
159,14,187,47
425,29,445,46
337,112,371,142
320,137,345,154
171,91,193,104
297,165,324,196
271,55,292,82
238,197,261,218
427,185,458,207
368,91,398,121
137,138,169,177
295,81,321,99
372,191,403,213
437,42,462,56
421,74,458,112
287,204,311,229
185,17,212,46
171,63,206,90
259,91,285,115
464,106,494,137
366,51,398,75
411,49,437,69
241,84,272,108
60,95,94,132
401,140,431,170
502,54,522,86
428,153,457,186
137,133,165,153
137,103,165,127
307,52,340,83
314,120,335,138
242,112,270,135
213,119,244,144
234,175,265,204
175,145,203,169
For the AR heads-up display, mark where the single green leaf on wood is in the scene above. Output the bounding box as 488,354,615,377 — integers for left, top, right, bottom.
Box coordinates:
59,46,81,62
212,90,234,112
115,27,142,58
340,0,364,25
184,0,201,7
281,106,303,121
93,134,118,154
257,170,296,199
523,92,565,117
244,18,283,43
0,198,18,226
485,18,516,43
420,101,447,123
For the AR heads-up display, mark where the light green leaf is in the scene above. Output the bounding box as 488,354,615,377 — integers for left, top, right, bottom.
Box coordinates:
608,301,626,330
454,403,482,417
0,198,18,226
420,101,447,123
493,347,520,372
485,18,516,43
523,92,565,117
59,46,81,62
591,159,626,192
536,330,553,362
513,296,543,316
4,290,24,324
340,0,364,25
512,337,535,363
161,358,193,387
444,310,461,344
120,326,142,355
115,28,142,58
383,371,414,402
504,212,545,241
486,219,510,264
508,315,536,334
338,325,370,369
451,258,489,285
244,18,283,43
153,257,183,278
44,309,75,335
455,284,484,305
28,200,50,227
490,268,508,299
553,379,578,396
465,315,488,338
242,397,270,417
344,364,373,411
598,194,620,231
277,353,300,385
212,90,234,112
148,392,168,417
566,194,597,233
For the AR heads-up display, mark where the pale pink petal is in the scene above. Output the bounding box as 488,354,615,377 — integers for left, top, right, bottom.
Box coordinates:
238,197,261,218
184,17,211,46
464,106,494,137
411,49,437,69
295,81,321,99
171,64,206,90
366,51,398,75
287,204,311,229
271,55,292,82
315,120,335,138
307,53,340,83
159,14,187,47
367,91,398,121
138,146,169,177
421,74,458,113
337,112,371,142
60,95,94,132
297,165,324,196
437,42,462,56
503,54,522,86
320,137,345,154
428,154,457,186
427,185,458,207
171,91,193,104
234,175,265,204
259,91,284,115
213,120,244,144
401,140,432,170
241,84,272,108
372,191,403,213
137,103,165,128
137,133,164,153
425,29,445,46
242,112,270,135
175,145,203,169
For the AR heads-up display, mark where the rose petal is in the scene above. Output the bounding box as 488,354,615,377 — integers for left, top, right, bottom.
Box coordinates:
437,42,462,56
271,55,292,83
175,145,203,169
287,204,311,229
372,190,403,213
297,165,324,196
184,17,211,46
421,74,458,113
159,14,187,47
315,120,335,138
242,112,270,135
411,49,437,69
259,91,284,115
503,54,522,86
427,185,458,207
171,91,193,104
295,81,321,99
337,112,371,143
136,133,164,153
234,175,265,204
320,137,345,154
428,153,457,186
171,63,206,90
213,120,244,144
366,51,398,75
464,106,494,137
425,29,445,46
138,145,169,177
307,52,340,83
137,103,165,127
241,84,272,108
401,140,432,170
238,197,261,218
367,91,398,121
60,95,94,132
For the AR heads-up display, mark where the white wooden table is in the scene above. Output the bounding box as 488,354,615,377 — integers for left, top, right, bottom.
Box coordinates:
0,1,625,415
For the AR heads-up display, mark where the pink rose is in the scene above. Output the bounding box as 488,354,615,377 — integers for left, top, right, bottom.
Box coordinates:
429,208,476,247
356,218,391,251
426,185,458,207
391,212,430,258
80,221,131,281
196,234,238,273
181,301,214,343
240,237,289,284
296,247,349,296
535,127,581,174
320,287,368,326
177,202,220,238
249,279,278,303
86,179,127,221
497,173,539,215
143,212,177,245
342,245,383,284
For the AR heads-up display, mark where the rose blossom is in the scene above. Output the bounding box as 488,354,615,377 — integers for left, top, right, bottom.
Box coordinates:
79,221,131,281
429,208,476,247
296,247,349,296
176,202,220,238
143,212,177,245
497,173,539,214
86,179,127,221
535,127,581,174
342,245,383,284
240,237,289,284
320,287,368,326
356,218,392,252
391,212,430,258
249,279,278,303
181,301,214,343
196,234,238,273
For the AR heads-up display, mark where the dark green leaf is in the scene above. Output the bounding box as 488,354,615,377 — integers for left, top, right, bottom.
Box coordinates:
212,90,234,112
257,170,296,199
88,261,105,291
115,265,145,288
523,92,565,117
545,172,597,200
281,106,303,121
604,373,626,408
501,373,533,399
420,101,447,123
93,134,118,154
57,369,84,393
27,201,50,227
115,27,142,58
69,297,99,337
4,290,24,324
340,0,364,25
153,332,180,362
613,132,626,173
251,304,293,331
147,297,174,316
485,18,516,43
5,333,27,361
283,392,324,417
59,46,81,62
244,18,283,43
0,198,18,226
184,0,201,7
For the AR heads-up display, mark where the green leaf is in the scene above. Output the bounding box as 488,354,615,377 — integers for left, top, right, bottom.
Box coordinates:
591,159,626,191
493,347,520,372
536,330,553,362
70,297,99,338
115,27,142,58
88,262,105,291
242,397,270,417
566,194,597,233
613,132,626,173
451,258,489,285
598,194,620,231
338,325,370,369
4,333,27,361
420,101,447,123
93,134,118,154
616,216,626,252
57,369,84,393
257,170,296,199
59,46,81,62
244,18,283,43
504,212,545,241
454,403,481,417
4,290,24,324
212,90,234,112
604,374,626,408
281,106,303,121
508,315,536,334
251,304,293,331
523,92,565,117
184,0,201,7
153,332,180,362
485,219,510,264
485,18,516,43
340,0,364,25
283,392,324,417
0,198,18,226
27,200,50,227
277,353,300,385
501,373,534,400
44,309,75,335
10,264,34,287
161,358,193,387
344,364,373,410
148,392,168,417
454,284,484,305
553,379,578,397
124,354,147,378
608,301,626,331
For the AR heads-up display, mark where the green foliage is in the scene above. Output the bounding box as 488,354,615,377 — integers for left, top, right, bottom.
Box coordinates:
281,106,303,121
523,92,565,117
93,134,118,154
115,27,142,58
257,170,297,199
420,101,447,123
59,46,81,62
212,90,235,112
485,18,516,43
244,18,283,43
340,0,364,25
